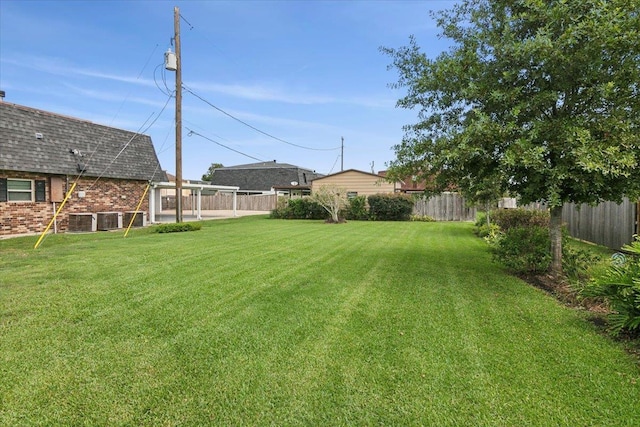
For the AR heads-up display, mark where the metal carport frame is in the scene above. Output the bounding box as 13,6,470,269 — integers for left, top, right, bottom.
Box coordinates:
149,182,240,223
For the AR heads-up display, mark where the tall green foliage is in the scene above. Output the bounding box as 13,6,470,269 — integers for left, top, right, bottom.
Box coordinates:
383,0,640,276
270,197,327,220
344,195,369,220
584,238,640,335
368,194,414,221
201,163,224,182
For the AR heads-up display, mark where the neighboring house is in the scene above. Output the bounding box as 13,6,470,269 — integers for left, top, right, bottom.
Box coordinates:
0,101,165,236
311,169,398,197
209,161,323,195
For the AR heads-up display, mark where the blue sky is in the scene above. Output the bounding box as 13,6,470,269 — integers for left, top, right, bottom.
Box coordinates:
1,0,457,179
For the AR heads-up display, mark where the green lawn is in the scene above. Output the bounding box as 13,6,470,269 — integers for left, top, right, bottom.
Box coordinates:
1,217,638,426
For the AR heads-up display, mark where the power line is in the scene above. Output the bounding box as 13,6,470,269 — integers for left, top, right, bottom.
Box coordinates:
180,14,194,30
137,44,159,79
328,154,341,175
183,119,230,142
182,84,341,152
186,127,265,162
153,63,173,97
88,91,175,189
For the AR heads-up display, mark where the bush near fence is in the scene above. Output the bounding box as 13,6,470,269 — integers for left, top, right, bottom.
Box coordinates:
271,198,327,220
272,192,479,222
368,194,414,221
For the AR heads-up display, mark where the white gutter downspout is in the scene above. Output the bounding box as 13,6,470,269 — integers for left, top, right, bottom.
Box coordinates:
149,184,156,223
197,186,202,220
53,202,57,234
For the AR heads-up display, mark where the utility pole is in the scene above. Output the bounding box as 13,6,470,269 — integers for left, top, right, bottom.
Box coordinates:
341,136,344,171
174,6,183,223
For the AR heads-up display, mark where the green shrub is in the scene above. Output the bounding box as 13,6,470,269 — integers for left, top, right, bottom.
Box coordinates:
490,225,551,274
154,222,202,233
368,194,414,221
270,197,327,220
270,197,289,219
562,245,601,282
475,211,488,227
410,214,436,222
344,196,369,220
583,237,640,335
491,208,549,231
475,223,501,238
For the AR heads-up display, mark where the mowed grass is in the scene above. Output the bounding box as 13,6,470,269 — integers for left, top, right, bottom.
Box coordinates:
1,217,638,426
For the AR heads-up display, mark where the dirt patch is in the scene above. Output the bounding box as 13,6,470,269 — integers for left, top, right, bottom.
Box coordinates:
517,272,606,311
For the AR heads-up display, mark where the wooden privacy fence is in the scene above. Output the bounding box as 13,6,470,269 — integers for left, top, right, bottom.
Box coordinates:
561,198,636,250
413,192,477,221
528,198,637,250
171,194,277,211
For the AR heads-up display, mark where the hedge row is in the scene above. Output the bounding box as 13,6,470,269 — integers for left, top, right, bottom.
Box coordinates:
153,222,202,233
271,194,414,221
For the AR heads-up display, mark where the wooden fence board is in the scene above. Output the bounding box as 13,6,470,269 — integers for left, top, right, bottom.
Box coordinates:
164,194,277,211
532,198,636,250
413,192,477,221
561,199,635,250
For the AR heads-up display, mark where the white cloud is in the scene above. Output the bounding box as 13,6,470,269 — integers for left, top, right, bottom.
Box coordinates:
1,55,155,87
186,81,335,105
185,80,395,109
62,83,170,108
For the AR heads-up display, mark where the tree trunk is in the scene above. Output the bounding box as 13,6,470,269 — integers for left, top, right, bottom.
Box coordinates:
549,205,563,278
485,201,491,226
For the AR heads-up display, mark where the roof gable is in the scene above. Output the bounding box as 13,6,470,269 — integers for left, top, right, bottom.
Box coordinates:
0,102,164,181
312,168,387,181
218,161,312,171
210,162,323,191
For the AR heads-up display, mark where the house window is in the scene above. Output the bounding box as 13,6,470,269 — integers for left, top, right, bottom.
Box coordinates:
7,179,34,201
346,191,358,199
0,178,45,202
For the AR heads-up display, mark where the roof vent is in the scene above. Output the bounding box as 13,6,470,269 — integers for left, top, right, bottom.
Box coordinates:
35,132,44,140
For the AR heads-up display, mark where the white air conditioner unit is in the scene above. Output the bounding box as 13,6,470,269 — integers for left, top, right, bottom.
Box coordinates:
97,212,123,231
68,213,97,232
124,211,147,228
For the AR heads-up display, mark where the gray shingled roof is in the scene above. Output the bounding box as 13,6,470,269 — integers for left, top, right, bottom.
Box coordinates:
0,102,165,181
210,161,323,191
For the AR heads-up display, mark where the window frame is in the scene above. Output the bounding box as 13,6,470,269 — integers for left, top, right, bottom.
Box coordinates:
6,178,35,202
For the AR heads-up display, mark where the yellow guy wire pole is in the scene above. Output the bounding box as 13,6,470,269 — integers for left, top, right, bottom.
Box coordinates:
124,183,151,238
34,181,78,249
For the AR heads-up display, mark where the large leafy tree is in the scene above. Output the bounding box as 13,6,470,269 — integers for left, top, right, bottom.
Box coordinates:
383,0,640,276
201,163,224,182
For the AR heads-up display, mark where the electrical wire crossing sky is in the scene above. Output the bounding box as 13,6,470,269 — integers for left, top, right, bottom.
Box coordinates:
0,0,457,178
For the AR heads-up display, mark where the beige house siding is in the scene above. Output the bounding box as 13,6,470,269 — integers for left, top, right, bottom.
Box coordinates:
311,169,397,196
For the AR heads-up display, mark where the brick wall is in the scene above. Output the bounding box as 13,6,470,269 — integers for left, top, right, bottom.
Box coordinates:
0,172,149,236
